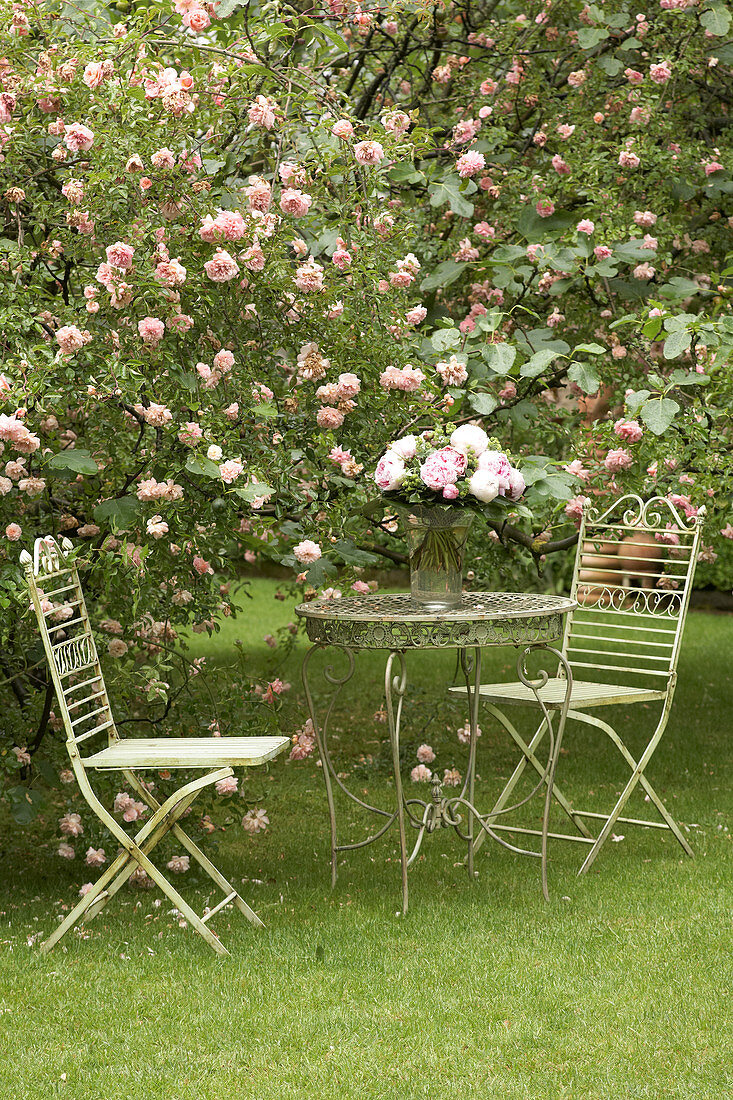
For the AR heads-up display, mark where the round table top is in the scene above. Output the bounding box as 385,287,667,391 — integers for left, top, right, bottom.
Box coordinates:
295,592,577,650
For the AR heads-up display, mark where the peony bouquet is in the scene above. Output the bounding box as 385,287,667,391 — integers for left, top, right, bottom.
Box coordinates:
372,425,526,604
373,424,526,507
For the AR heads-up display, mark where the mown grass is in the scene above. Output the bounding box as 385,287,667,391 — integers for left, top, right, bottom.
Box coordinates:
1,579,731,1100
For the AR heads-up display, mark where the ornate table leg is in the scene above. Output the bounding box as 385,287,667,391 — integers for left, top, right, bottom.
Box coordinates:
459,646,482,879
301,643,354,889
385,650,409,915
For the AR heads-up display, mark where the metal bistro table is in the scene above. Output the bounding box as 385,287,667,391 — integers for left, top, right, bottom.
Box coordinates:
296,591,577,913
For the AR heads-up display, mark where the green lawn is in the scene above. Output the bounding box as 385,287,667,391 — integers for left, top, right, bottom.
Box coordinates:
1,580,731,1099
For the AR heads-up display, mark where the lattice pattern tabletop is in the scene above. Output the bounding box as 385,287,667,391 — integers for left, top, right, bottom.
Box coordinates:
296,591,577,650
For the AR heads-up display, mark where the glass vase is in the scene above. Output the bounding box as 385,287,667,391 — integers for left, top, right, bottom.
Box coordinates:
395,503,475,612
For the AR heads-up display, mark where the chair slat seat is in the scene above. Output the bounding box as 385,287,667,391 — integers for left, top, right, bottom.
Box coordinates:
84,735,290,770
451,678,666,710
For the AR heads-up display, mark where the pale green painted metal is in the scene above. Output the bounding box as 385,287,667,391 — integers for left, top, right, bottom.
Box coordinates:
453,493,705,873
21,535,289,955
297,592,577,911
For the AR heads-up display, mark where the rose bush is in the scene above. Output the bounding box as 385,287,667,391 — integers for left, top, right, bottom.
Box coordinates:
0,0,731,833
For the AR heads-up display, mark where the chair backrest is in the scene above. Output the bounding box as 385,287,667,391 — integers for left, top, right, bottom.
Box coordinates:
21,536,119,757
560,494,705,688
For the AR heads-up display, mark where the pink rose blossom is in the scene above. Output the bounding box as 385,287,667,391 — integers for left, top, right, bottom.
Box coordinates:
5,522,22,540
242,808,269,834
204,248,240,282
456,151,486,178
536,199,555,217
294,260,324,293
219,459,244,484
247,95,277,130
410,764,432,783
353,140,385,166
279,189,313,217
576,219,595,235
649,61,672,83
618,150,640,169
59,812,84,837
604,448,634,472
614,418,643,442
167,855,190,873
138,317,165,344
331,119,354,139
193,556,214,575
294,540,322,564
634,210,657,228
85,847,106,867
64,123,94,151
417,744,436,764
215,775,238,796
106,241,135,269
564,495,591,523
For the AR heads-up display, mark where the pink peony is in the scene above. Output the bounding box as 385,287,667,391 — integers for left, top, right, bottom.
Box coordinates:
420,446,467,491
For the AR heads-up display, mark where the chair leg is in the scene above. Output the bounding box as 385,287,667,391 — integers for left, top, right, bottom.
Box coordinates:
122,769,264,928
43,770,234,956
83,782,205,922
474,704,593,857
569,711,694,875
41,848,136,954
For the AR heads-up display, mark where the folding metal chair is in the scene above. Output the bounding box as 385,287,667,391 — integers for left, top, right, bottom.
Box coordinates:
21,536,289,955
451,494,704,873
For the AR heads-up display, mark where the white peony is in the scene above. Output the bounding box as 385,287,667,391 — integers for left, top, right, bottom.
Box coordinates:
374,449,406,492
468,470,501,503
450,424,489,456
389,434,418,460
